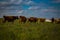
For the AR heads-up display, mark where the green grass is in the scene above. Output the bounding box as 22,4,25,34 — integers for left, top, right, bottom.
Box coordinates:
0,18,60,40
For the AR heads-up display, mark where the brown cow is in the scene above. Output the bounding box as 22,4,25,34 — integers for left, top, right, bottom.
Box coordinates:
54,18,60,24
19,16,27,23
58,18,60,23
3,16,18,23
39,18,45,22
28,17,38,22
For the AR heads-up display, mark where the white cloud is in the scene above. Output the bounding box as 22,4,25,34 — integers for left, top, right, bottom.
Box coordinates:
17,10,24,13
24,0,37,6
26,1,34,5
28,6,40,10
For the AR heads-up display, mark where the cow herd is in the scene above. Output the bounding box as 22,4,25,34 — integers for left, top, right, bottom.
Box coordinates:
3,16,60,24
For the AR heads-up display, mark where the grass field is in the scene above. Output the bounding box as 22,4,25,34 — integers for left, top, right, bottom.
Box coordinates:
0,18,60,40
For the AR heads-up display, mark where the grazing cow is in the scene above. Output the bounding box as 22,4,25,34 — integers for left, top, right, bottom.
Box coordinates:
19,16,27,23
45,19,51,22
51,18,54,23
58,18,60,23
40,18,45,22
54,18,60,24
28,17,38,22
3,16,18,23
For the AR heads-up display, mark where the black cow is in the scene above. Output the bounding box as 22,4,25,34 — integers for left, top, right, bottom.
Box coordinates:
51,18,54,23
3,16,18,23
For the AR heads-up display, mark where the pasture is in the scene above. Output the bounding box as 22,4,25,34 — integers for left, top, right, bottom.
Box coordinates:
0,18,60,40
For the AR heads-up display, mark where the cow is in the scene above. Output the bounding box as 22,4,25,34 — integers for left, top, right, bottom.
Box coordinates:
3,16,18,23
14,16,18,19
28,17,38,23
54,18,60,24
51,18,54,23
39,18,45,22
45,19,52,22
19,16,27,23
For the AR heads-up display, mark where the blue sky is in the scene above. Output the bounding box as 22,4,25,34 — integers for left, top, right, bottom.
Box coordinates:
0,0,60,18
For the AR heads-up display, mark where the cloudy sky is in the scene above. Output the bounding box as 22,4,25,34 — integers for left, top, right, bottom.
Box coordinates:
0,0,60,18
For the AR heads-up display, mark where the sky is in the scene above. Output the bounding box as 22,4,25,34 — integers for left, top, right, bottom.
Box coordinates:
0,0,60,19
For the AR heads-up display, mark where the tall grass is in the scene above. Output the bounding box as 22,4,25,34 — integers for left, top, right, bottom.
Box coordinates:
0,19,60,40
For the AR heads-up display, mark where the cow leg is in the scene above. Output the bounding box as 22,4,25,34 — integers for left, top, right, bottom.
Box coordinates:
3,20,5,23
8,19,11,22
11,20,14,24
23,21,26,23
56,21,60,24
8,19,14,23
21,21,25,24
3,19,6,23
11,20,15,23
